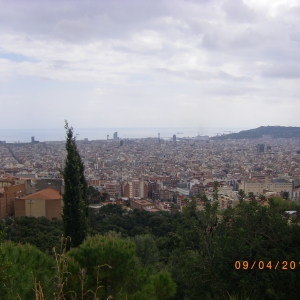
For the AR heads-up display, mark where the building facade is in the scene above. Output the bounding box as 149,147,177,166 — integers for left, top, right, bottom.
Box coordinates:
15,188,62,219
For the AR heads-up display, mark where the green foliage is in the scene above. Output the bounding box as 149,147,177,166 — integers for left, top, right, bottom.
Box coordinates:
66,234,176,300
130,270,176,300
168,248,215,299
259,194,266,202
248,192,256,201
238,189,246,202
269,196,300,213
281,191,289,200
100,192,109,202
166,197,300,299
1,241,55,299
62,121,89,248
213,200,300,299
133,234,160,268
87,186,100,203
156,232,182,265
213,181,219,202
66,234,137,299
0,229,11,297
3,216,63,253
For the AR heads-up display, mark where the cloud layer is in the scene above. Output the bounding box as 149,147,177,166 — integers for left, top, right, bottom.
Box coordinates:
0,0,300,130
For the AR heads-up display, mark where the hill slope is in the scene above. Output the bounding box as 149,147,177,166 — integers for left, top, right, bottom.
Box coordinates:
212,126,300,139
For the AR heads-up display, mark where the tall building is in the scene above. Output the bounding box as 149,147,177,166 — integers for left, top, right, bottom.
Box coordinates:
173,134,176,145
113,132,118,140
257,144,265,153
124,180,148,199
104,182,121,198
107,135,109,140
31,136,35,143
148,181,158,199
158,133,160,143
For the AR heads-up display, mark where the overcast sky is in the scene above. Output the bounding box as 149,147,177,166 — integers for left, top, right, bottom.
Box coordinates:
0,0,300,130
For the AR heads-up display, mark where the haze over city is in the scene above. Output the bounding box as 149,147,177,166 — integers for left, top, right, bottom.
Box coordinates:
0,0,300,131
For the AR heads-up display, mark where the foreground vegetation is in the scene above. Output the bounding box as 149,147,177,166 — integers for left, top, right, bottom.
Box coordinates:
1,196,300,299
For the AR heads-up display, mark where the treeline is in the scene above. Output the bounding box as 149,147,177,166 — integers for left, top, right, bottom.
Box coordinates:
2,197,300,299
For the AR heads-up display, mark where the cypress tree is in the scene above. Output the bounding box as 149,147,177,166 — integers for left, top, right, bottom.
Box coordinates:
62,121,89,248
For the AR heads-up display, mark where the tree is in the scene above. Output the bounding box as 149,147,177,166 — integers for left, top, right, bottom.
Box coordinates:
87,186,100,203
213,181,219,202
1,241,55,299
0,229,11,297
238,189,246,203
133,234,160,268
258,194,266,202
248,191,256,201
214,199,300,299
282,191,289,200
100,192,109,202
62,121,89,249
66,234,176,299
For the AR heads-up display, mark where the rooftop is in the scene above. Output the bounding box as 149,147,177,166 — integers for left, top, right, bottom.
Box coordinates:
22,188,61,200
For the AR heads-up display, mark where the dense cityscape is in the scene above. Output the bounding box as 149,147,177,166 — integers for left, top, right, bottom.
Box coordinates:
1,129,300,218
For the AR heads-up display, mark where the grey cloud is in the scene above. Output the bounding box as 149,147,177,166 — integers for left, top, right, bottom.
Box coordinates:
261,63,300,79
218,71,251,82
0,0,169,42
222,0,256,23
204,85,262,96
202,31,221,50
229,28,267,49
154,67,213,81
51,60,70,70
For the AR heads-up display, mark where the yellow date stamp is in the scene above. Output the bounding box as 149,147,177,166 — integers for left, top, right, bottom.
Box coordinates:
234,260,299,270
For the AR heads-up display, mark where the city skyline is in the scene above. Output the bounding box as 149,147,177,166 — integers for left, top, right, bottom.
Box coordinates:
0,0,300,130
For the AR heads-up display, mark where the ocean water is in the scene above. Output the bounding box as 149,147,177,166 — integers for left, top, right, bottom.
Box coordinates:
0,127,250,143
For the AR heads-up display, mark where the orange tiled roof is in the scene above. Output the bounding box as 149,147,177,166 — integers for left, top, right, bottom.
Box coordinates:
22,188,61,200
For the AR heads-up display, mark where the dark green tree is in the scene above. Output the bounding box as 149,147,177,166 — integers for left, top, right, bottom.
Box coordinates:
248,191,256,201
238,188,246,203
213,181,219,202
259,194,266,202
66,234,176,299
62,121,89,249
282,191,289,200
0,229,11,297
1,241,55,299
133,234,160,268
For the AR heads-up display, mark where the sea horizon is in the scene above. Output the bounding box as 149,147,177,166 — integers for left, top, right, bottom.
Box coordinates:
0,127,250,143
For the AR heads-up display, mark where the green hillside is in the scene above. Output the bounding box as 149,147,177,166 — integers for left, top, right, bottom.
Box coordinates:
212,126,300,139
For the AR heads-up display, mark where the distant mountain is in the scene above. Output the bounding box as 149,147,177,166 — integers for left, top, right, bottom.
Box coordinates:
211,126,300,139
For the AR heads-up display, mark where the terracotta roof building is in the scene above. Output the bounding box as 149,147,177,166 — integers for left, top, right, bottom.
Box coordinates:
15,188,62,219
